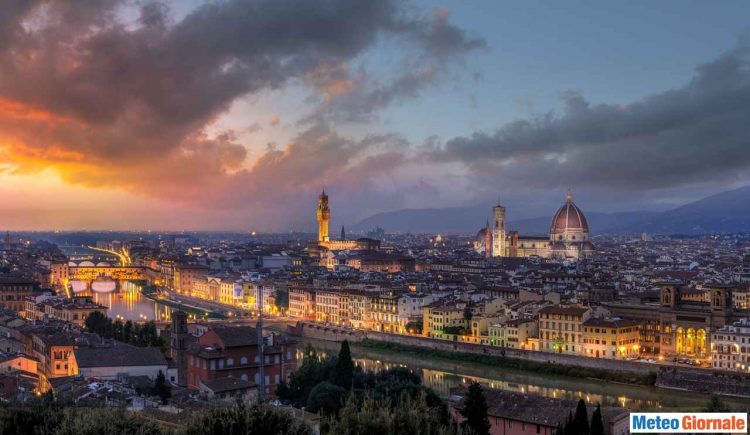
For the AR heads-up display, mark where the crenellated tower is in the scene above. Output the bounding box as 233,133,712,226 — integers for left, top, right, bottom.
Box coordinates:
317,189,330,242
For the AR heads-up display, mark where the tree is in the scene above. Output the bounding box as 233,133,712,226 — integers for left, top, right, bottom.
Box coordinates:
564,411,575,435
113,319,124,341
573,399,589,435
459,381,490,435
123,320,134,343
152,370,171,404
333,340,355,388
324,391,464,435
705,395,729,412
84,311,109,336
307,382,346,415
186,403,313,435
589,404,604,435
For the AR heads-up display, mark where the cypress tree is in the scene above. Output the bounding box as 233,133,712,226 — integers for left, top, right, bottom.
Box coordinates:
590,404,604,435
460,381,491,435
564,411,575,435
573,399,589,435
333,340,355,388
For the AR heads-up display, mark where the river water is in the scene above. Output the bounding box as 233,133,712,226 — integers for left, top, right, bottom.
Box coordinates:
300,337,750,412
82,281,171,322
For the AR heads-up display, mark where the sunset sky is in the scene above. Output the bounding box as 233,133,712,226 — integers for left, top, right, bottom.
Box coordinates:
1,0,750,231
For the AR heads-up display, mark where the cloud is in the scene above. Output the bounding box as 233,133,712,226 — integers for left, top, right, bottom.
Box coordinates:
0,0,475,228
425,39,750,197
300,7,485,123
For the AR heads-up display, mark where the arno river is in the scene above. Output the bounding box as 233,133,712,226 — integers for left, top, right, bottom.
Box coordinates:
83,282,173,322
82,285,749,412
299,337,750,412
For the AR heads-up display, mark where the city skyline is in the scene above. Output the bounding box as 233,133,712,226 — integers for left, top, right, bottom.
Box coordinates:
1,1,750,231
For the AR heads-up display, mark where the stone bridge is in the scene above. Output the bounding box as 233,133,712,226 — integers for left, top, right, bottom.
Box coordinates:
68,266,149,281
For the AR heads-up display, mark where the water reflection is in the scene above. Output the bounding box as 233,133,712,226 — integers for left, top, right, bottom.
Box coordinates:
82,281,173,322
300,342,743,411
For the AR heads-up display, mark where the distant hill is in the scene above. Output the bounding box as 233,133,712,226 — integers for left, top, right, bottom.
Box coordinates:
350,207,658,235
350,207,489,234
351,185,750,235
611,185,750,235
509,211,660,236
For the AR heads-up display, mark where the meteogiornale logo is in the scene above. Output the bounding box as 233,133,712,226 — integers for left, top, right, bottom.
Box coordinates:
630,412,748,433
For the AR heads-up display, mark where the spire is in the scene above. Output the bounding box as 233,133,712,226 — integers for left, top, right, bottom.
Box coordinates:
341,225,346,241
566,189,573,203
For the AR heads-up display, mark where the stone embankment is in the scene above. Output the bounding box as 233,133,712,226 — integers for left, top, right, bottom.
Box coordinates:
656,369,750,398
287,321,750,398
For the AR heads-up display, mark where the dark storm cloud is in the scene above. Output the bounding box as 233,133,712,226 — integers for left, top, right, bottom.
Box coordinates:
301,7,485,123
0,0,475,209
426,40,750,192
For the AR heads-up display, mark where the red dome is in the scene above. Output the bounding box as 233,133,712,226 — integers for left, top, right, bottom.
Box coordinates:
550,192,589,233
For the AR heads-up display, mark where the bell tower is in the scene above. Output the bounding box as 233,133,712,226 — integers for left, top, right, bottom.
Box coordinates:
492,203,506,257
317,189,330,242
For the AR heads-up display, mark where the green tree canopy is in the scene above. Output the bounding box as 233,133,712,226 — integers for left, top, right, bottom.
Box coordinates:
459,381,490,435
589,404,604,435
333,340,355,388
152,370,171,404
186,403,313,435
307,382,346,415
573,399,589,435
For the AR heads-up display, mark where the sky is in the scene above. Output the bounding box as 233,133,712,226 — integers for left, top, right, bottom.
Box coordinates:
1,0,749,231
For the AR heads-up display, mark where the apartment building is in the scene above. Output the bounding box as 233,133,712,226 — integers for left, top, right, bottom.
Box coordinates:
581,318,640,359
538,305,592,354
711,319,750,372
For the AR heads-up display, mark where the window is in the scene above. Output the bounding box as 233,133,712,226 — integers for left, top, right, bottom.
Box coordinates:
240,356,248,365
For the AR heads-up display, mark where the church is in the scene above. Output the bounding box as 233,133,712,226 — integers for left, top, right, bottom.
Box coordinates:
475,191,595,259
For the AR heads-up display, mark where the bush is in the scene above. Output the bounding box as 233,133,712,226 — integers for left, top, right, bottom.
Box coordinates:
186,403,313,435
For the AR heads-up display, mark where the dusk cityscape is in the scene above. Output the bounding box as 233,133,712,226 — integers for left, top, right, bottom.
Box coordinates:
1,1,750,434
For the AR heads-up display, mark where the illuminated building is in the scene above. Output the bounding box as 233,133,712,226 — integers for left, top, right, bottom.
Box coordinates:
491,204,506,257
711,319,750,372
581,318,640,359
538,305,592,355
317,189,330,242
0,277,40,313
477,191,595,260
308,191,387,266
605,281,750,357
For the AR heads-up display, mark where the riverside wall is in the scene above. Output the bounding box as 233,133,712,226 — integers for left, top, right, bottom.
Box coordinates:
288,321,711,377
287,321,750,397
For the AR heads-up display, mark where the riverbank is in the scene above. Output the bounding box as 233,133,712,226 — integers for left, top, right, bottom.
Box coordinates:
138,283,228,319
299,336,750,411
359,339,657,386
287,321,750,399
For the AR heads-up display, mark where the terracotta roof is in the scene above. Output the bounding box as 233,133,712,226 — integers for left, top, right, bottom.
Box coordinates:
211,326,259,347
583,318,639,328
550,193,589,234
73,344,166,368
538,305,590,316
